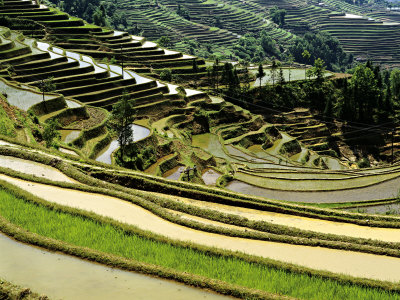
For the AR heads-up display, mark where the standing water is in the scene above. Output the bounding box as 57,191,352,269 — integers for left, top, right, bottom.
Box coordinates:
96,124,150,164
0,233,232,300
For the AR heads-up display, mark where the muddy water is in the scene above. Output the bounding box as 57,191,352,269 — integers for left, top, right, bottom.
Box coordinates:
96,124,150,164
163,195,400,244
193,134,281,169
226,179,400,203
60,130,81,144
345,203,400,215
0,234,230,300
163,166,185,180
144,154,175,175
0,155,75,183
202,168,221,185
59,147,77,156
3,175,400,282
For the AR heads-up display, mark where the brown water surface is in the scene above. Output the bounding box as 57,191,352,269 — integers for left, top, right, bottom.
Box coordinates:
226,179,400,203
202,168,221,185
0,233,231,300
2,175,400,282
164,195,400,243
0,155,75,183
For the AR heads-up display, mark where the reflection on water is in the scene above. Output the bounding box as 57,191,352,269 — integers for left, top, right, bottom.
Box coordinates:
345,203,400,215
202,168,221,185
226,178,400,203
0,234,230,300
163,166,185,180
60,130,80,144
0,155,74,183
96,124,150,164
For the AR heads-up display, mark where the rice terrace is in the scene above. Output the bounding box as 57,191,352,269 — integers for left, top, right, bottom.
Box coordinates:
2,0,400,298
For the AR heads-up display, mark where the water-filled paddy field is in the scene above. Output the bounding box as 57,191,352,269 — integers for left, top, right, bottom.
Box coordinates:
0,233,229,300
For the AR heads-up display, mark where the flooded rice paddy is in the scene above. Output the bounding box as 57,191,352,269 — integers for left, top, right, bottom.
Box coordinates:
163,166,185,180
0,155,75,183
202,168,221,185
96,124,150,164
3,175,400,282
0,233,230,300
0,80,57,111
226,178,400,203
163,195,400,243
60,130,81,144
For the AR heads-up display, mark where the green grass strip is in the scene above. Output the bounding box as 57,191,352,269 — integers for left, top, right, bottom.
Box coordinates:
0,187,399,300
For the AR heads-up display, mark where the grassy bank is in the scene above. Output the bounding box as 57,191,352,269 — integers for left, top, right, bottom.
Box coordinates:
0,184,400,300
0,279,46,300
1,145,400,229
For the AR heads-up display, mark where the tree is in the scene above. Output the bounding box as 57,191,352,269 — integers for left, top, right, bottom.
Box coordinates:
43,119,60,148
39,77,56,113
256,63,265,89
159,68,172,81
287,54,294,82
176,4,190,20
92,4,107,27
269,6,286,27
302,50,311,79
390,69,400,102
111,92,136,162
270,59,279,86
309,58,326,83
350,64,379,122
157,36,171,48
192,59,199,73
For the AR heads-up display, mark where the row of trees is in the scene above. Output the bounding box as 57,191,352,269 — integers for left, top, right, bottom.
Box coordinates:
289,31,353,72
52,0,131,31
215,57,399,130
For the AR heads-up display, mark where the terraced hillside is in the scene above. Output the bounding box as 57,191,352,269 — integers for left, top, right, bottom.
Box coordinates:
58,0,296,57
247,0,400,66
2,1,400,299
0,0,208,80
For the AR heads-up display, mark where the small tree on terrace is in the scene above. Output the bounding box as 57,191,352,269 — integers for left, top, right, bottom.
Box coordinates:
43,118,60,148
310,58,326,83
270,59,279,86
157,36,171,48
111,91,136,162
256,63,265,89
302,50,311,79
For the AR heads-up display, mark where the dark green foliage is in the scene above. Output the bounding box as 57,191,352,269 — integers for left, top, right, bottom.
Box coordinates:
119,143,157,170
256,64,265,90
39,77,56,93
110,92,136,161
92,4,107,26
289,31,353,71
157,36,171,48
176,4,190,20
357,158,371,168
159,68,172,81
233,30,279,63
43,119,60,148
269,6,286,28
192,59,199,73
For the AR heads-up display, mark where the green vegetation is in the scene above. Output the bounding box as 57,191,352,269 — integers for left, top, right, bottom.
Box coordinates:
42,118,60,148
110,92,136,161
1,186,400,300
290,32,353,72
